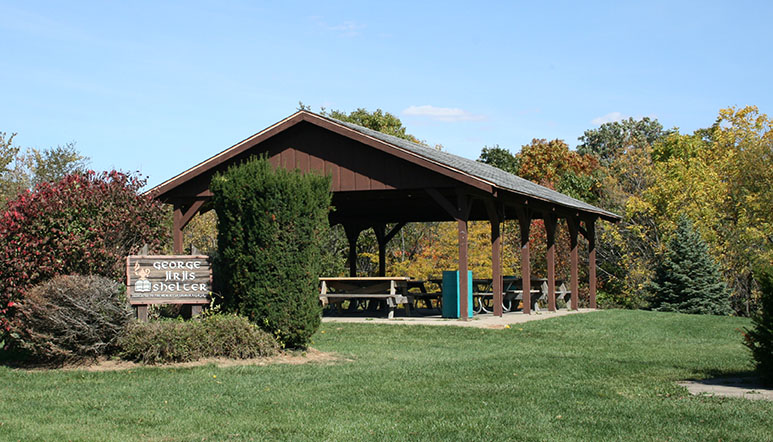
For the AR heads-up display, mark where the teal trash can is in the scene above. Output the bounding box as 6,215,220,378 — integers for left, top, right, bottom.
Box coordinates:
442,270,473,318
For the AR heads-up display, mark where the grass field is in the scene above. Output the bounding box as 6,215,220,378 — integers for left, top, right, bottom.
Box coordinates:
1,310,771,441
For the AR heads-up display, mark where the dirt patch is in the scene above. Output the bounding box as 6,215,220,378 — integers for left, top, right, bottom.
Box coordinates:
15,348,344,372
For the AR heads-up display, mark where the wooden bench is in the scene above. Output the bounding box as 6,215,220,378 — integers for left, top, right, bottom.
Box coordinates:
319,277,413,319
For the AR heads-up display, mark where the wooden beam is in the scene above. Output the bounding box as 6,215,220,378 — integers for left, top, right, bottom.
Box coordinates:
384,222,406,244
425,188,458,219
545,214,558,312
567,216,580,311
180,199,206,227
516,208,532,314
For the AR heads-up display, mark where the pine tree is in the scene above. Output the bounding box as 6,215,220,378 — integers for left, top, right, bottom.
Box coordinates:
744,267,773,384
648,216,731,315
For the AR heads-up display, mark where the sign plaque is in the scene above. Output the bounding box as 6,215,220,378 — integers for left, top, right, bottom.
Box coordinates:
126,255,212,320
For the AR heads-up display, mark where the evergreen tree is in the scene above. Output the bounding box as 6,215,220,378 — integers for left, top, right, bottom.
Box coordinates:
211,156,331,348
648,216,731,315
744,266,773,384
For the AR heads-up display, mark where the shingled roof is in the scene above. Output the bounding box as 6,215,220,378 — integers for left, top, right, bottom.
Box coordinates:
328,115,620,221
149,110,619,222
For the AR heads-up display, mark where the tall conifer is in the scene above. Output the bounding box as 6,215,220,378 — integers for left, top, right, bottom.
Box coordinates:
745,267,773,383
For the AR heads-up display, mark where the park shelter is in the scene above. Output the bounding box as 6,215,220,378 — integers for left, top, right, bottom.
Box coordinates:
148,110,621,319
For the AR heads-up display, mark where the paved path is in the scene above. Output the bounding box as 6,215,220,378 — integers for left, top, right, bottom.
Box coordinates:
322,308,595,328
679,377,773,401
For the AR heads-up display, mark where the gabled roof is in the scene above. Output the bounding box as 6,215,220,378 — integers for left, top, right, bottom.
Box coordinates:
148,110,620,221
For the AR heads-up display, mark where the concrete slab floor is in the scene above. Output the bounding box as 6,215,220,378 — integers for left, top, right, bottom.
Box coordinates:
679,377,773,401
321,308,596,328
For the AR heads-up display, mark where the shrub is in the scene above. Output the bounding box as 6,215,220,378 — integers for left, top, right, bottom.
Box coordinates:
211,156,331,348
118,314,279,364
9,275,132,363
648,216,731,315
0,171,168,341
744,267,773,384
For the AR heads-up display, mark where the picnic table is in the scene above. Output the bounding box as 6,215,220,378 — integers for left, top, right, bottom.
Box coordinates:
475,278,575,312
425,277,557,314
319,277,415,319
468,277,544,314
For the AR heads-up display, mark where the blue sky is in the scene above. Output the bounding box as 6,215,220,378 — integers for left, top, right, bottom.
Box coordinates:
2,1,771,188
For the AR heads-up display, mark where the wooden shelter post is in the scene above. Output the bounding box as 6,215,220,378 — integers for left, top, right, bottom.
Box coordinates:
343,224,364,277
485,200,503,317
172,199,206,254
173,206,184,254
545,214,558,312
587,218,597,309
517,208,532,314
567,216,580,310
456,193,472,320
426,188,472,320
372,223,406,277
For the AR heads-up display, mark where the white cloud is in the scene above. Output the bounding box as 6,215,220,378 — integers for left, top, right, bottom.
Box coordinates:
402,105,485,122
311,17,366,37
591,112,629,125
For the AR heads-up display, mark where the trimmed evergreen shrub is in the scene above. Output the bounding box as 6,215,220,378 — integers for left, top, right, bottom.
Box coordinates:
744,267,773,384
9,275,132,363
648,216,731,315
118,314,279,364
211,156,331,348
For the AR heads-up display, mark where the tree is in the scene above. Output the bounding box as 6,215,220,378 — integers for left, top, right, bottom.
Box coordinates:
478,145,519,174
212,156,331,348
648,216,731,315
0,132,20,204
320,107,423,144
0,132,18,174
744,266,773,384
23,143,88,189
577,118,672,308
577,117,671,164
0,135,89,208
643,106,773,314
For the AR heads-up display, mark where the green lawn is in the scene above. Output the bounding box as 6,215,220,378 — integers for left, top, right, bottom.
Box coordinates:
1,310,771,441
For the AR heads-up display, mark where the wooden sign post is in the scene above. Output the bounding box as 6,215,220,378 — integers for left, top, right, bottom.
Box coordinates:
126,254,212,321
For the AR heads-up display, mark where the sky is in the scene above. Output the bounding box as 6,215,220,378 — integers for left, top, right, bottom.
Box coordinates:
2,1,772,189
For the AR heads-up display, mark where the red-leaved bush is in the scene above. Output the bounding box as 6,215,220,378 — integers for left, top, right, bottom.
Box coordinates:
0,171,168,341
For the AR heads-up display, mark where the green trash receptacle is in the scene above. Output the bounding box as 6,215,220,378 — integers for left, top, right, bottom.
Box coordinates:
442,270,473,318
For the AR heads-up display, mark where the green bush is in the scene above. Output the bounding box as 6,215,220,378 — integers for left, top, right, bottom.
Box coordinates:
211,156,331,348
744,267,773,384
118,314,279,364
9,275,132,364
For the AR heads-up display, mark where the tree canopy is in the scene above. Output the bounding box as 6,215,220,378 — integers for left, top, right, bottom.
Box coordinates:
0,136,89,208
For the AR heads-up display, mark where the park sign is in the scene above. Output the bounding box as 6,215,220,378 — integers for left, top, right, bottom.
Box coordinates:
126,255,211,305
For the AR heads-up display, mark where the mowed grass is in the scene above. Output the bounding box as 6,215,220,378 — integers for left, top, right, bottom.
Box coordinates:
1,310,771,441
